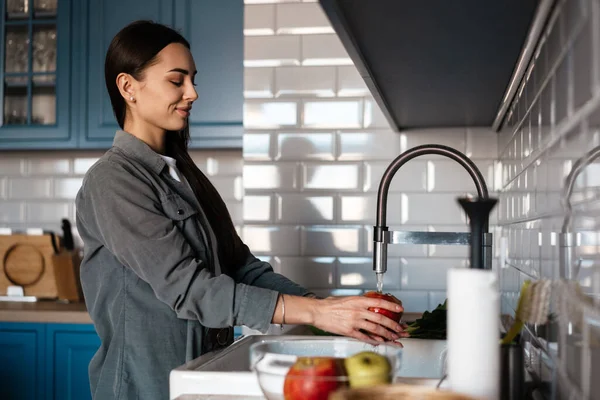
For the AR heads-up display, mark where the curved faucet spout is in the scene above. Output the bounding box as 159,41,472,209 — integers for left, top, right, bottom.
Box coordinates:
561,145,600,232
373,144,491,275
559,144,600,280
376,144,489,229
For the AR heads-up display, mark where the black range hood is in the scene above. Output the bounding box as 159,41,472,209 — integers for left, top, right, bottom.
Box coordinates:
319,0,553,131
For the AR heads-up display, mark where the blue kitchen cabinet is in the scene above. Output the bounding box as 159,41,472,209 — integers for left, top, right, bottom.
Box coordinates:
174,0,243,149
0,322,100,400
0,322,45,400
46,323,101,400
79,0,243,150
77,0,175,149
0,0,76,149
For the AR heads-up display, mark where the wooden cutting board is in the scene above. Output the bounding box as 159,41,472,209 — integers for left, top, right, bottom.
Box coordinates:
0,233,60,298
330,384,477,400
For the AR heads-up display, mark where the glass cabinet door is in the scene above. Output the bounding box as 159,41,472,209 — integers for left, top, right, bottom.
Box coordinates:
3,0,57,127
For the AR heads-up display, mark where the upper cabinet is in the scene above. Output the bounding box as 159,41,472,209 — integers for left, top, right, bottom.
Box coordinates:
77,0,243,150
0,0,75,149
78,0,175,148
0,0,243,150
174,0,243,149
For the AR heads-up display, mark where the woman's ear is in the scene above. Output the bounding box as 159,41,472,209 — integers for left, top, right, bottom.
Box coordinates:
116,73,136,103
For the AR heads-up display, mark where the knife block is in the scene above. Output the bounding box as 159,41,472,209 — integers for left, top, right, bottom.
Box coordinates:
0,233,83,301
52,249,83,302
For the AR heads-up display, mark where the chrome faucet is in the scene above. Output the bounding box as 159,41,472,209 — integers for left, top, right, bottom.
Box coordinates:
373,144,495,277
559,145,600,280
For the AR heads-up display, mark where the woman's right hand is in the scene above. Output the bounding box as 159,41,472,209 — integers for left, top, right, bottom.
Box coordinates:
310,295,408,345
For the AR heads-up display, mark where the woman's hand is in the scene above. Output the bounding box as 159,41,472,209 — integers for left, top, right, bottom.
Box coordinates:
311,296,409,345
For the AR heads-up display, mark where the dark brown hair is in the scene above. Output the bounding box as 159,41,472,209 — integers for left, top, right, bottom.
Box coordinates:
105,20,247,274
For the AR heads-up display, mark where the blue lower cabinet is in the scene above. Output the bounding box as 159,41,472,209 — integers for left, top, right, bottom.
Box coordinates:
46,324,101,400
0,322,100,400
0,323,45,400
234,326,242,339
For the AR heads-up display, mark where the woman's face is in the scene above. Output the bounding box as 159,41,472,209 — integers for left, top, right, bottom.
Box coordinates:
131,43,198,132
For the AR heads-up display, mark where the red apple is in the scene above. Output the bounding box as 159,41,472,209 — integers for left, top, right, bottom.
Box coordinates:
363,291,403,322
283,357,347,400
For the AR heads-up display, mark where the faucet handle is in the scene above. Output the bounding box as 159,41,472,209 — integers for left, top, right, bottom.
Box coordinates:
458,197,498,269
376,230,494,269
383,230,470,245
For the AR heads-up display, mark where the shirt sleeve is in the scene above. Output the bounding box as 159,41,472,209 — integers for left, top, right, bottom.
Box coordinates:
231,247,313,297
77,159,278,333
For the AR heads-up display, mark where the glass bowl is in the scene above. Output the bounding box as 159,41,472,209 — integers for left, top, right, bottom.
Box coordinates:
249,338,403,400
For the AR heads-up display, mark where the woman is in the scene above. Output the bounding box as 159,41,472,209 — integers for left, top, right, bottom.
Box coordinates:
76,20,406,400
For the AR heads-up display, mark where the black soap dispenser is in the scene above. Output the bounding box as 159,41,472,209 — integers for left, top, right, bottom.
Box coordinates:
458,197,498,269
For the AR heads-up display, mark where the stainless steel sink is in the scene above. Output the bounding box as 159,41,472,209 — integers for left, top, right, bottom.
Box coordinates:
169,325,448,399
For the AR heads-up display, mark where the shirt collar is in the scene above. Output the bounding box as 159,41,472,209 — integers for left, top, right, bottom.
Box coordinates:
112,130,166,174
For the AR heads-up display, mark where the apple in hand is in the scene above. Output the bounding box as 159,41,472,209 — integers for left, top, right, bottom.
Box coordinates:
283,357,347,400
363,291,403,322
344,351,392,388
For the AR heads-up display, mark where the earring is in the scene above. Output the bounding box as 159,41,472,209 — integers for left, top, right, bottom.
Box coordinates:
130,96,135,102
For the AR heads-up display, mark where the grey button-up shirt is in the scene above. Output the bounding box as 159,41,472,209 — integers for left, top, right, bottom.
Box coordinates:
76,130,311,400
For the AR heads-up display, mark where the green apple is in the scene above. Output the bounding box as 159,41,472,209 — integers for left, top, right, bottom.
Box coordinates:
344,351,391,388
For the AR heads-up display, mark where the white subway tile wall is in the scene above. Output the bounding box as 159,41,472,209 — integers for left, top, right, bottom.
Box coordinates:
9,177,51,199
277,194,334,223
244,35,301,67
244,4,276,36
337,66,370,97
244,68,274,98
301,34,351,66
276,67,336,97
497,0,600,396
0,150,243,248
242,0,498,312
277,257,336,288
275,3,332,35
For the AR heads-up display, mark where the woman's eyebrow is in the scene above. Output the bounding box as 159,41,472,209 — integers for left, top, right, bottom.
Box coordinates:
167,68,198,76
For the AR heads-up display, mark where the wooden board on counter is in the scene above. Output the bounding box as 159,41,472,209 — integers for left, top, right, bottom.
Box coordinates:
0,234,83,302
0,301,92,324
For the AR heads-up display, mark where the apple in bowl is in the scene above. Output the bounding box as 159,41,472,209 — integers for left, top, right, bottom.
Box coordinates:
282,351,393,400
363,291,403,322
344,351,392,388
283,357,347,400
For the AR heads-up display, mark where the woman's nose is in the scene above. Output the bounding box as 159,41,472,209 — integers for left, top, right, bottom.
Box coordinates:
185,83,199,102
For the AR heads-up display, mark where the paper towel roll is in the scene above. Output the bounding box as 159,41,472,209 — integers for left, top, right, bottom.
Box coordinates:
448,268,500,400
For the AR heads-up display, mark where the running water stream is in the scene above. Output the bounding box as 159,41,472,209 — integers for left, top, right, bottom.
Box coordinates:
376,272,384,293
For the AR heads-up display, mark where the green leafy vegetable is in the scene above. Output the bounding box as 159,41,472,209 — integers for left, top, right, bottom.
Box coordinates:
405,300,447,340
307,325,340,336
